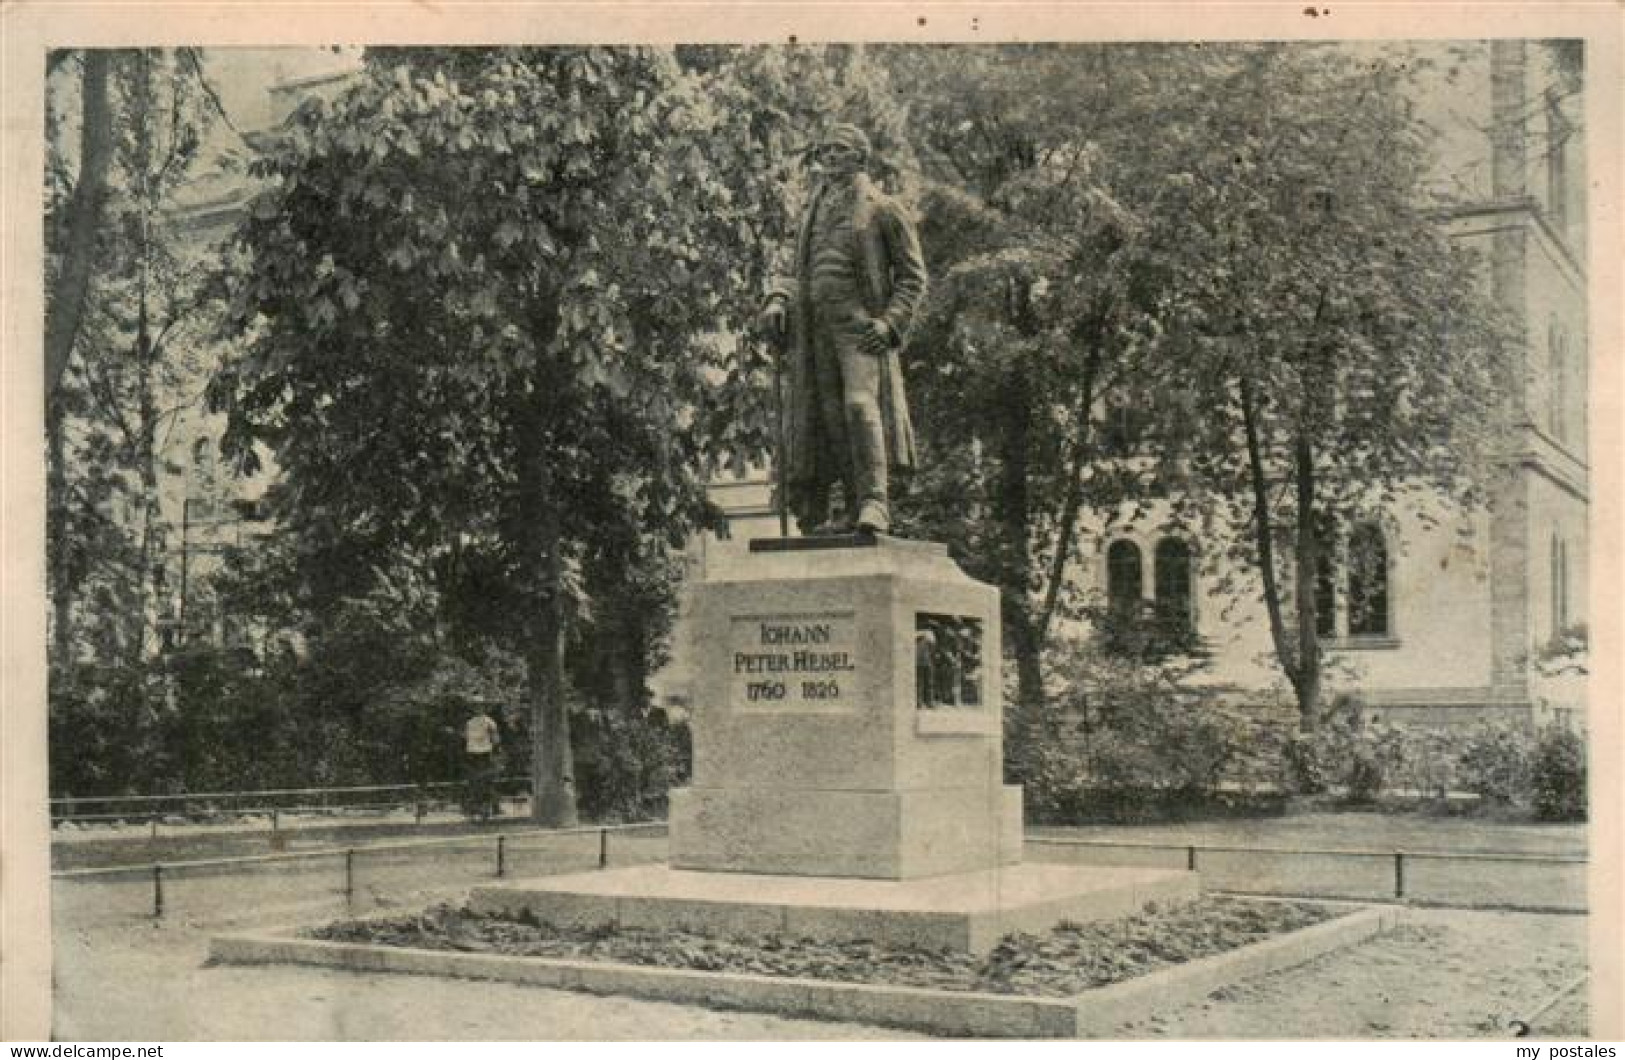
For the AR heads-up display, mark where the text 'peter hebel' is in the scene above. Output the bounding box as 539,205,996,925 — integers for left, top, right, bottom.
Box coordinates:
733,622,857,674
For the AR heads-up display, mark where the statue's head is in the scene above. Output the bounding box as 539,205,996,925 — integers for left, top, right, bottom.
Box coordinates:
809,123,871,182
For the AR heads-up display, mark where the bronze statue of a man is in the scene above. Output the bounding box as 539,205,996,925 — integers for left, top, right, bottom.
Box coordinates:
761,124,927,536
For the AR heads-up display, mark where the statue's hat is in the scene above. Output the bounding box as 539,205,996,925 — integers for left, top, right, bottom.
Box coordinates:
819,123,872,156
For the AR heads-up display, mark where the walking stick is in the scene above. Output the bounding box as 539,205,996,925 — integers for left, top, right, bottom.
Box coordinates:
774,339,789,538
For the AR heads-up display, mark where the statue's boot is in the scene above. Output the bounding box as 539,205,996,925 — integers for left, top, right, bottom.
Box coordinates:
847,402,890,534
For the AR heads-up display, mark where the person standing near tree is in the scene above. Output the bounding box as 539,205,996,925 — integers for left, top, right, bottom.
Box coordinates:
463,705,501,821
760,123,927,536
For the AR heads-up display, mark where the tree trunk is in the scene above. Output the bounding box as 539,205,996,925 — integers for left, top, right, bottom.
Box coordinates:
47,402,74,666
1237,374,1306,720
529,511,578,827
129,290,159,667
1035,331,1102,649
1290,433,1323,731
46,50,114,408
995,366,1044,717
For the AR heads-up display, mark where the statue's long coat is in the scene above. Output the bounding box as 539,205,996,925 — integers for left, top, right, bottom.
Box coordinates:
773,174,927,494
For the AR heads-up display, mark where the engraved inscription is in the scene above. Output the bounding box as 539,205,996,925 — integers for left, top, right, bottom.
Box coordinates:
729,613,857,710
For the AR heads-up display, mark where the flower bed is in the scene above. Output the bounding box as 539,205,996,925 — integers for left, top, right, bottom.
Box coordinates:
310,895,1341,998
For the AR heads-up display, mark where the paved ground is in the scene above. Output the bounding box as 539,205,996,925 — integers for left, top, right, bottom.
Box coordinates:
1105,907,1588,1040
45,811,1598,1040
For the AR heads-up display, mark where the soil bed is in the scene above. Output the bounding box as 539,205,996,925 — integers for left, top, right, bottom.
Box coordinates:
309,894,1342,998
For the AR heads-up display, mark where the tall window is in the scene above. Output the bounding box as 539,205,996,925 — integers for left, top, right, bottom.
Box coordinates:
1100,400,1149,457
1347,523,1391,637
1106,540,1143,617
1551,534,1570,637
1548,319,1569,445
1154,538,1195,636
1546,93,1572,235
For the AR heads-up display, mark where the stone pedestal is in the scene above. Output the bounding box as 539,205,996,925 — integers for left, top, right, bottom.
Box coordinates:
471,534,1199,954
668,534,1022,879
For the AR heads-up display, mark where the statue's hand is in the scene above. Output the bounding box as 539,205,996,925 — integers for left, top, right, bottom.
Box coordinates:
759,297,788,338
859,317,893,356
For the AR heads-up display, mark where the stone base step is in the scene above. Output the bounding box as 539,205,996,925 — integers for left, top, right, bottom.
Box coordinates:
469,861,1199,953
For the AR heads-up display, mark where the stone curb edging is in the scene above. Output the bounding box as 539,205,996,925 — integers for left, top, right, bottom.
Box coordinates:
210,905,1401,1039
1073,904,1405,1035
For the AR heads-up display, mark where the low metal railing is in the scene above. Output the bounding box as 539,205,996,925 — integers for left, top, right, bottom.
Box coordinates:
53,820,668,919
1026,835,1588,911
50,777,531,827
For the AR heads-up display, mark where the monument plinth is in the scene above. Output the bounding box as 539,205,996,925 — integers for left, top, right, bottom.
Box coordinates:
471,535,1197,953
669,533,1021,879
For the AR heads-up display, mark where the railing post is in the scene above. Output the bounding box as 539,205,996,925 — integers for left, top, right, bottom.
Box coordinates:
1187,845,1198,872
599,827,609,869
344,849,355,901
150,815,159,841
152,864,165,918
1394,850,1406,899
497,835,507,878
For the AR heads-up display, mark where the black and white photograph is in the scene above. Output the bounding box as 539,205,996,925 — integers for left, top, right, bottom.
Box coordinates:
2,1,1619,1045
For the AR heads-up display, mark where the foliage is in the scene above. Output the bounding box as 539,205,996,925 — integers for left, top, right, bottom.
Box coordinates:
317,895,1336,997
48,660,170,798
1453,719,1535,804
212,47,778,824
879,43,1217,725
1279,697,1407,801
46,49,227,669
1531,724,1586,821
573,705,691,822
1135,45,1515,729
1018,635,1238,822
1534,623,1588,677
46,50,246,802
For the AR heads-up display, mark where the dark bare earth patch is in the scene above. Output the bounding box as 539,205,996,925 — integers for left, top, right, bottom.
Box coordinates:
309,894,1343,997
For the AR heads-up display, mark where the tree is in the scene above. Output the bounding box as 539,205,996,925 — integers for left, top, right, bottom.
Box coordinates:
45,50,233,800
1139,46,1514,729
876,44,1217,745
45,50,113,407
214,47,768,825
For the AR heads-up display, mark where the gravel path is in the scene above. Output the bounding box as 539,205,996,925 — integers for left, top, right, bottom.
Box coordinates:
1107,907,1588,1040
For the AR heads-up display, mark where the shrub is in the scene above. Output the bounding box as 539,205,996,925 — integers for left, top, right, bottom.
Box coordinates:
1279,699,1405,803
1015,637,1239,822
1530,724,1586,821
1454,719,1534,805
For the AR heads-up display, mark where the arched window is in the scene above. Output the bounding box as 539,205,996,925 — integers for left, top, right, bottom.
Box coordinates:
1154,538,1194,635
191,437,216,482
1346,523,1390,637
189,438,218,520
1106,540,1143,617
